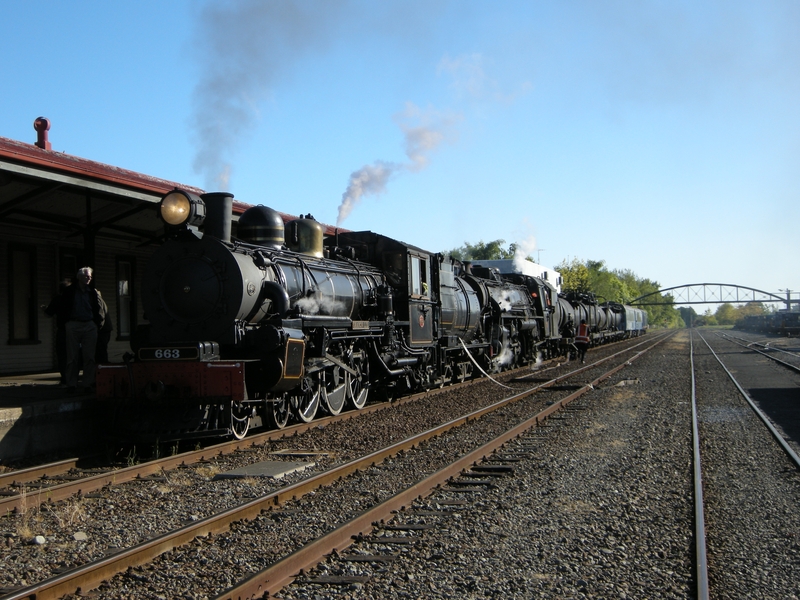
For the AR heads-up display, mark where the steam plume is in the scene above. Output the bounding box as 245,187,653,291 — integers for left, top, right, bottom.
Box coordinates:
336,162,399,226
336,102,457,225
513,234,538,271
191,0,347,190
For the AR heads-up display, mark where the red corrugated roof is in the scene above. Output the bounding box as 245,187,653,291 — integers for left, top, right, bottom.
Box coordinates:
0,135,206,197
0,134,344,234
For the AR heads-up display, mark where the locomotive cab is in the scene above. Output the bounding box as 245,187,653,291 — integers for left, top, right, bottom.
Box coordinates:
323,231,437,346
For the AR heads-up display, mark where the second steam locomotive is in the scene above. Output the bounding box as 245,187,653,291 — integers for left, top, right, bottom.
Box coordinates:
97,189,647,441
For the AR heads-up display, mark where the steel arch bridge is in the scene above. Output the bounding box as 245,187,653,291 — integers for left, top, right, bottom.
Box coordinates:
630,283,794,310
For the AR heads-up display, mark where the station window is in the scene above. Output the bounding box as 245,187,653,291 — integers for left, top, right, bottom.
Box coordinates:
59,249,82,283
116,257,136,340
410,255,429,297
8,244,38,343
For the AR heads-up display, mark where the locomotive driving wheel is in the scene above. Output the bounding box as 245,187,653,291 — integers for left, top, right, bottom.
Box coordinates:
230,402,251,440
321,366,348,416
345,343,369,410
293,375,320,423
266,395,290,430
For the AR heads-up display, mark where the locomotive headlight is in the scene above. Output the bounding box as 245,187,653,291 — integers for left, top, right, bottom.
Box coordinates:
159,189,206,228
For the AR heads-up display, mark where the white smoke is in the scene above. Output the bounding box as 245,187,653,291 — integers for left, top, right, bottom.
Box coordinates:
189,2,447,193
438,53,489,99
438,52,533,104
513,234,538,271
294,293,345,316
336,161,399,227
493,335,515,369
336,102,458,225
497,291,513,312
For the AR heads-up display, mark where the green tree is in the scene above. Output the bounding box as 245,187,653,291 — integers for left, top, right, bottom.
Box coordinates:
678,306,698,327
554,258,591,293
738,302,768,318
715,303,737,325
695,309,718,326
447,239,516,261
588,263,634,304
557,257,684,328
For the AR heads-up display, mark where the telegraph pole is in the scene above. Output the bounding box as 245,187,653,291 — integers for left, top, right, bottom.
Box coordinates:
779,289,792,311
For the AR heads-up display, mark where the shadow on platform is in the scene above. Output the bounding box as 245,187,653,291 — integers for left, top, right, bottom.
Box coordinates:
0,372,100,464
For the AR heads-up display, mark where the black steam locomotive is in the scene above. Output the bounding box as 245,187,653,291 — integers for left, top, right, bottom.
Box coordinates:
97,189,647,441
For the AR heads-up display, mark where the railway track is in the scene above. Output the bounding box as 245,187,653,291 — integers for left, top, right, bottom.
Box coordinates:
691,329,800,598
716,331,800,373
0,335,656,516
0,369,508,516
688,332,709,600
0,332,670,599
280,328,799,600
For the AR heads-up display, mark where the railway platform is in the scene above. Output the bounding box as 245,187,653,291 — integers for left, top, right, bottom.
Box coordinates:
0,372,99,464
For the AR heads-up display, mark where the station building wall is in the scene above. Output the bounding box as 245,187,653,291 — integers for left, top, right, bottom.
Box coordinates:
1,221,155,375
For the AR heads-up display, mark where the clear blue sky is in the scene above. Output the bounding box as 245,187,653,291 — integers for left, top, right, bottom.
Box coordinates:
2,0,798,308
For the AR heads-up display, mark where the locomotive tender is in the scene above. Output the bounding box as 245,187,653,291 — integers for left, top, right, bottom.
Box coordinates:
97,189,647,441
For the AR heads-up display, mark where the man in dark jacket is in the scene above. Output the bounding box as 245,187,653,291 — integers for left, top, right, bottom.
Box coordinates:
95,295,113,364
43,278,72,384
60,267,106,392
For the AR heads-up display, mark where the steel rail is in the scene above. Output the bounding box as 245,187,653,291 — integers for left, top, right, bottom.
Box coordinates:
216,332,673,600
0,374,482,514
0,365,528,515
689,331,710,600
723,333,800,358
0,333,672,600
0,458,79,488
0,334,665,514
716,332,800,374
697,331,800,468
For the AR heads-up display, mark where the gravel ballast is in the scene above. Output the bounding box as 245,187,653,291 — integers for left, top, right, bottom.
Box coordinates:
5,330,799,599
281,332,696,599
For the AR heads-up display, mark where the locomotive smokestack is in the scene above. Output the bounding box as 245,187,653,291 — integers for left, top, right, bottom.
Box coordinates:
201,192,233,243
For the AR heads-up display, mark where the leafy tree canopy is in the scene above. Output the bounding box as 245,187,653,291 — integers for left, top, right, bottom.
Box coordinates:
554,258,591,293
446,239,530,262
712,301,769,326
715,303,738,325
555,257,683,329
680,302,770,327
678,306,697,328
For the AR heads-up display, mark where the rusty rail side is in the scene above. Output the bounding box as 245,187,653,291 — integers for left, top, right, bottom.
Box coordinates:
0,333,666,514
219,333,673,599
1,333,672,600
